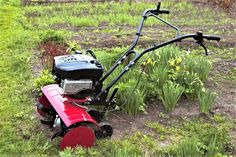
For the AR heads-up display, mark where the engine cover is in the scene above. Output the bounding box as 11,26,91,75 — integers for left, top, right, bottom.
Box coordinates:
53,54,104,81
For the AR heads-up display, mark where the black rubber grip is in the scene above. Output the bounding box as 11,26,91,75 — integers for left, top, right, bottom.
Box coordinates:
159,10,170,14
204,35,221,41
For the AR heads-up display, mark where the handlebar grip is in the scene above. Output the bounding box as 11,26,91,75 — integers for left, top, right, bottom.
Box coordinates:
203,35,221,41
159,9,170,14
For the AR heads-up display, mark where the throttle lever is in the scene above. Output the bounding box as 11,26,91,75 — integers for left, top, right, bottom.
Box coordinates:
199,43,208,56
194,31,208,55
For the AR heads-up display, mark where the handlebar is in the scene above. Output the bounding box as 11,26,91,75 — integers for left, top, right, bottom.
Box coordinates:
99,2,221,87
202,35,221,41
193,31,221,42
150,9,170,15
159,9,170,14
141,31,221,57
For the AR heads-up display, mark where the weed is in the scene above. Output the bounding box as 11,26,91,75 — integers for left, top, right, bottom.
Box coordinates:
0,1,58,155
97,138,142,157
115,79,146,115
158,81,184,112
177,71,204,100
150,66,169,90
66,41,81,52
155,46,182,69
212,114,227,123
34,69,55,93
198,89,217,114
185,56,212,82
40,29,66,43
174,136,204,157
145,122,168,134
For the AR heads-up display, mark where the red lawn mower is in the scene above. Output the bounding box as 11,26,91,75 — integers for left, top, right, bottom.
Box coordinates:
36,2,221,150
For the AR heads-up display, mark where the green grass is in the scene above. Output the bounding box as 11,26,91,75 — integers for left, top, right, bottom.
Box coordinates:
0,1,45,155
57,117,234,157
0,1,67,156
23,0,231,31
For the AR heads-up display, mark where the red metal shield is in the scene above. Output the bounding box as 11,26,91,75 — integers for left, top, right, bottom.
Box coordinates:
60,126,95,150
41,84,96,127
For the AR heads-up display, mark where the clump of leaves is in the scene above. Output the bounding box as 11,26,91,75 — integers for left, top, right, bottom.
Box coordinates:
198,89,217,114
115,79,146,115
60,146,102,157
185,56,212,81
145,122,168,134
34,69,54,92
155,46,181,68
177,71,204,100
66,41,81,52
40,30,66,44
97,138,143,157
175,136,203,157
158,81,184,112
181,120,231,156
150,66,169,89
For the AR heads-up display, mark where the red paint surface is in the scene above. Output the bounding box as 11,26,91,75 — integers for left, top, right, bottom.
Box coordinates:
41,84,96,127
38,94,51,108
60,126,95,150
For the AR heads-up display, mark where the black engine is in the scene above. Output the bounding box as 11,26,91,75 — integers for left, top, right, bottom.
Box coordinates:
52,54,104,97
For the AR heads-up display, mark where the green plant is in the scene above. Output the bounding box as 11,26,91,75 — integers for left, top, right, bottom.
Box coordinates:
185,56,212,81
181,119,231,156
66,41,81,52
34,69,54,92
175,136,204,157
198,89,217,114
150,66,169,89
155,46,182,69
158,81,184,112
145,122,168,134
40,29,66,43
115,79,146,115
177,71,204,100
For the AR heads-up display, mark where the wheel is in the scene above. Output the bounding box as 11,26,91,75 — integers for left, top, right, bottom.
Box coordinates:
60,126,95,150
95,122,113,139
36,94,54,119
36,103,49,116
87,109,102,123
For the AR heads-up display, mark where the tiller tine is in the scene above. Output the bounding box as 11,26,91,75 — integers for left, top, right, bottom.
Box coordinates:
51,131,64,141
40,119,54,126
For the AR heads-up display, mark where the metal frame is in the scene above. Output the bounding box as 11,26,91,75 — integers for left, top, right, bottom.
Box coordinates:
90,2,220,109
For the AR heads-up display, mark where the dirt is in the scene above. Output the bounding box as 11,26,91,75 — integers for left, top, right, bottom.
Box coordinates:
32,41,68,77
39,41,68,65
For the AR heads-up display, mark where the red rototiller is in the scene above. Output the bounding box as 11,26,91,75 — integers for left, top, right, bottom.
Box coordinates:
36,2,220,150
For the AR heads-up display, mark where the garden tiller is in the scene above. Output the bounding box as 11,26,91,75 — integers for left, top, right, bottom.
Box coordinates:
36,2,221,150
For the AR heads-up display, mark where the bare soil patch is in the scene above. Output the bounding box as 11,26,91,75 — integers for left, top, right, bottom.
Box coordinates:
31,41,68,77
39,41,68,65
